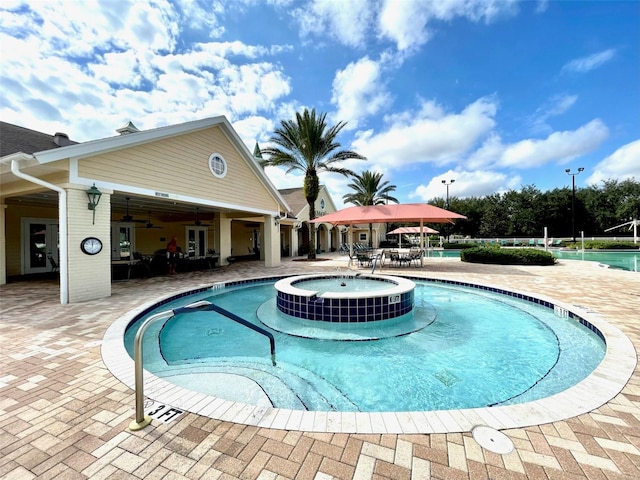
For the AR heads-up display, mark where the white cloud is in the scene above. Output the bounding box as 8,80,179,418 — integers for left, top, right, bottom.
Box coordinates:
562,49,616,74
536,0,549,13
501,119,609,167
410,169,522,201
587,140,640,185
0,1,292,141
468,119,609,169
530,94,578,133
331,57,392,130
378,0,518,51
292,0,375,49
351,96,497,170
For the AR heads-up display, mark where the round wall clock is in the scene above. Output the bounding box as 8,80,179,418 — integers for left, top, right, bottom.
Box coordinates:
81,237,103,255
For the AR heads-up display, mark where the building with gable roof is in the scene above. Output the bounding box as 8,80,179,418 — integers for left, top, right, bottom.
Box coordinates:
0,118,292,303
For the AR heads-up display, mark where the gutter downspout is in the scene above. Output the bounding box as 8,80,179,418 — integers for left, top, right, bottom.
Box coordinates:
11,158,68,304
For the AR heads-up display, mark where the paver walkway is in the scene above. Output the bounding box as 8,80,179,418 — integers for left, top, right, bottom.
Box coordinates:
1,254,639,479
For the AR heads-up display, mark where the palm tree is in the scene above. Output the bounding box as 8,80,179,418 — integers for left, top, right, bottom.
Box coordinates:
343,170,398,247
260,108,366,259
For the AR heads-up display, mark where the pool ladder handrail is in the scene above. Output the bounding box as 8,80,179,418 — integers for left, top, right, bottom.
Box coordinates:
129,300,276,431
371,252,382,274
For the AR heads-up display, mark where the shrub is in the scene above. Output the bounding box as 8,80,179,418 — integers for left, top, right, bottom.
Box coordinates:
461,246,556,266
564,240,638,250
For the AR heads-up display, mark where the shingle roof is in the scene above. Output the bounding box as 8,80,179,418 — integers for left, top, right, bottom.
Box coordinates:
278,187,307,216
0,122,78,157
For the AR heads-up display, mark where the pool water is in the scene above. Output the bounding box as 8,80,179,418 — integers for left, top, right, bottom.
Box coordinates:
292,277,394,292
125,280,605,412
552,249,640,272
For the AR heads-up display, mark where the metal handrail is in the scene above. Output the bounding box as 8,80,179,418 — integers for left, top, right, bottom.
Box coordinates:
129,300,276,431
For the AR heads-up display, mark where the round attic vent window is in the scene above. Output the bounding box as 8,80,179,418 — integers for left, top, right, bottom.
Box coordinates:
208,153,227,178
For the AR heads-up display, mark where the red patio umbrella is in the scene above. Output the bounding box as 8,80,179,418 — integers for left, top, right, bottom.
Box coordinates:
311,203,466,225
312,203,466,262
387,226,440,249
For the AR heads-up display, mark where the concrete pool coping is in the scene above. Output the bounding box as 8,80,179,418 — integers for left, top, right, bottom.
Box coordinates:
101,273,637,434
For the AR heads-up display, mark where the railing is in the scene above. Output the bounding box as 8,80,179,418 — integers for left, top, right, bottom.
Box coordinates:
129,300,276,431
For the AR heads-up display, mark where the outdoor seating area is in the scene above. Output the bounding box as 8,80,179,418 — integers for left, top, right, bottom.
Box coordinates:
111,252,220,280
352,248,425,268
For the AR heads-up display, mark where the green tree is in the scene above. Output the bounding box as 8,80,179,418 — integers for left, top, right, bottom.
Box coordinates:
260,108,365,259
343,170,398,247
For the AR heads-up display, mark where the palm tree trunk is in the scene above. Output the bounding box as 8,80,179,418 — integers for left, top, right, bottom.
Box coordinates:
305,173,318,260
308,202,316,259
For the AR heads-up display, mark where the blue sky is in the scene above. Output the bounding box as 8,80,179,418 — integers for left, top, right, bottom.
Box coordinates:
1,0,638,208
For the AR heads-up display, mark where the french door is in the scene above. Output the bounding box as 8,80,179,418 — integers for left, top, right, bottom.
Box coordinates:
21,218,59,274
111,223,136,260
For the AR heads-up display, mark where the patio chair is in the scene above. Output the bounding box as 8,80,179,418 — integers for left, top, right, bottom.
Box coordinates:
356,252,373,267
528,239,536,246
387,250,400,267
47,254,58,273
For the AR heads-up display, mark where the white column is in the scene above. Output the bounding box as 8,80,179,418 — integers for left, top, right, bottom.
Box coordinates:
219,215,232,266
263,214,281,267
290,226,299,257
0,204,6,285
67,188,111,302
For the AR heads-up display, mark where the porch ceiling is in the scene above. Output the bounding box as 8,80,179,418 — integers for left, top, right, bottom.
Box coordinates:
3,191,265,223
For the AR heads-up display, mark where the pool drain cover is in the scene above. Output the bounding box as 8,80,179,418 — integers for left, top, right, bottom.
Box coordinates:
472,425,514,454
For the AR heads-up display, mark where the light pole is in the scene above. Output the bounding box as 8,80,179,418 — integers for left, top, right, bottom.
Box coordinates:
442,179,455,241
565,167,584,242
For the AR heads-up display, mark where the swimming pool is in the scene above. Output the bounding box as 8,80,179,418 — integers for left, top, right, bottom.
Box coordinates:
122,278,605,412
552,249,640,272
103,273,635,433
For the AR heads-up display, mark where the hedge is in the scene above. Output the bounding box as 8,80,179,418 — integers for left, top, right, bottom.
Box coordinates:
563,240,638,250
460,246,556,266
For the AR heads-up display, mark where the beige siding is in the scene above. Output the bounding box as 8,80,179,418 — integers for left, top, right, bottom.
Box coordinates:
78,127,277,210
67,189,111,302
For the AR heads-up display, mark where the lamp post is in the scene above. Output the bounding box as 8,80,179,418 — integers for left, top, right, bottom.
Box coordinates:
565,168,584,242
441,179,455,242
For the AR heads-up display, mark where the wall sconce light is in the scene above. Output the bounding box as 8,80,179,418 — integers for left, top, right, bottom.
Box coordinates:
86,183,102,225
274,214,281,226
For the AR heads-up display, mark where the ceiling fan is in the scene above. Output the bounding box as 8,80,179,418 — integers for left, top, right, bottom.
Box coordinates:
183,207,214,227
119,197,146,223
137,211,163,229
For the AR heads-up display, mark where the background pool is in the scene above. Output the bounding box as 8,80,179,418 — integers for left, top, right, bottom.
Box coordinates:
552,249,639,272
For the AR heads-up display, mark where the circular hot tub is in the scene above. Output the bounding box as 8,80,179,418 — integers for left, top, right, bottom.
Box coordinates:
274,273,415,323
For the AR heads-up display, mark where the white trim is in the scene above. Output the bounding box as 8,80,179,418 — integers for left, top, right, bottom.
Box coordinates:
11,159,68,304
34,116,228,163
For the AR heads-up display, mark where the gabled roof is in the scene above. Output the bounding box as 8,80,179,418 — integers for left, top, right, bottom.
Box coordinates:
1,117,291,214
278,188,307,216
0,122,78,157
278,185,338,221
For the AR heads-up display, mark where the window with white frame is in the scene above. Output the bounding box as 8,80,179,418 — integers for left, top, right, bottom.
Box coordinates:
208,153,227,178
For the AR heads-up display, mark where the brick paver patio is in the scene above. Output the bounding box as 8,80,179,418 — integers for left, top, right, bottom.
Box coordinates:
1,254,638,479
